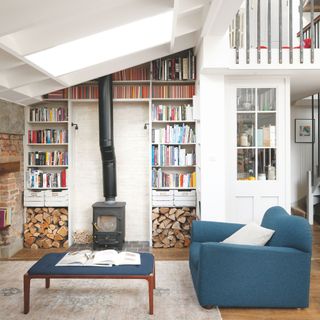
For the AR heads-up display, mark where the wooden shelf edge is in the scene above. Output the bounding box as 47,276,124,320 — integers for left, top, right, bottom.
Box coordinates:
0,161,20,175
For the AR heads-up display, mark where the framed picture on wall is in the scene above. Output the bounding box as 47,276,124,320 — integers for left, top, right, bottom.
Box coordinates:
295,119,314,143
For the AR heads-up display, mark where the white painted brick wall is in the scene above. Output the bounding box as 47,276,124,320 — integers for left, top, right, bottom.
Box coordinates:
70,102,149,242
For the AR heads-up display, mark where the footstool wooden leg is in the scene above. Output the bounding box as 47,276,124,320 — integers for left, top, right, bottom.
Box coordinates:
153,266,156,289
24,274,30,314
45,278,50,289
148,276,154,315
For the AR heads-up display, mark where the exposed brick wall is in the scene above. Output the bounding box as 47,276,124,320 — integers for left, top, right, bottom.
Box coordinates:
0,133,24,248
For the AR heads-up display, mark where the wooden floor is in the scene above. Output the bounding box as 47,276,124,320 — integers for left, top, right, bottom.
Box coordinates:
6,247,189,261
4,224,320,319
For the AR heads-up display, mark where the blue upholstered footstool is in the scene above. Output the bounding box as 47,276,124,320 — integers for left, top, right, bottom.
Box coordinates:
24,252,155,314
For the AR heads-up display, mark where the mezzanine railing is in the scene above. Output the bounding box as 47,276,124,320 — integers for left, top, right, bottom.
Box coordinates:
234,0,317,64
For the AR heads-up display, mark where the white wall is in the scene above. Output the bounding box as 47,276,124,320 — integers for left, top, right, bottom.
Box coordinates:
291,101,317,205
71,102,149,242
199,74,227,221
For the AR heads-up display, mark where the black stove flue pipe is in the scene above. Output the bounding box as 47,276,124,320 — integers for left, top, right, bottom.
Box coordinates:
98,75,117,202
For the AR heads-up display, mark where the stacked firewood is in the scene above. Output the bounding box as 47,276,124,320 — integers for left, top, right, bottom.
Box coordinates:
24,207,68,249
152,207,196,248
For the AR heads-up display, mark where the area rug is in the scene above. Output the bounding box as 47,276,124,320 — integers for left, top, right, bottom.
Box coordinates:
0,260,222,320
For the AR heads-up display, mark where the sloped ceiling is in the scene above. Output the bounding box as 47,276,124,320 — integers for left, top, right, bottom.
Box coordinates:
0,0,214,104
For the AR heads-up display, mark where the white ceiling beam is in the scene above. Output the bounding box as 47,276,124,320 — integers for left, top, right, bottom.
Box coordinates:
200,0,243,39
179,0,207,16
0,42,69,88
14,79,66,98
170,0,180,52
17,97,42,106
0,0,173,56
0,89,30,102
176,9,203,37
3,65,48,89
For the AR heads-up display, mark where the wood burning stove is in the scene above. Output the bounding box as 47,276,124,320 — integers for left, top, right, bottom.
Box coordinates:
92,202,125,250
91,75,126,250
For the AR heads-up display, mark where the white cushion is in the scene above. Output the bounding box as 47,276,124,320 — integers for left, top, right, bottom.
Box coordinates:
221,223,275,246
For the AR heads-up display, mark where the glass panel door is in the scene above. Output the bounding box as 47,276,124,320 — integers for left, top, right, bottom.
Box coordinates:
237,87,277,181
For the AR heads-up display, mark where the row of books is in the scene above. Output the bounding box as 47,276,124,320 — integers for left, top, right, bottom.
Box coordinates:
0,207,11,229
152,145,195,166
112,64,150,81
152,124,196,144
28,129,68,144
43,89,68,100
152,104,193,121
152,168,196,188
152,49,196,81
152,85,195,99
26,169,67,188
29,106,68,122
257,126,276,147
113,85,150,99
70,83,99,99
28,151,68,166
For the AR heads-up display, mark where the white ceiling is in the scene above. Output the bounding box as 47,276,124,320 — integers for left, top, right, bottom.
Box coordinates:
0,0,216,105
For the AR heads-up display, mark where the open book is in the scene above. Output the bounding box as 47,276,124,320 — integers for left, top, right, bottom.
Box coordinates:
55,250,141,267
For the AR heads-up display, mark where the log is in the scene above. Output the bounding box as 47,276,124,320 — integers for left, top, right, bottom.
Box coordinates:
152,212,160,220
152,207,160,214
60,208,68,215
42,238,53,249
175,209,185,218
52,241,60,248
47,233,55,240
25,236,36,246
31,243,39,250
159,208,170,214
172,221,181,230
57,226,68,237
35,214,43,223
54,234,64,241
177,216,186,224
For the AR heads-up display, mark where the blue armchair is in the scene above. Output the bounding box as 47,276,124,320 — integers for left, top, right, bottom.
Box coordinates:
189,206,312,308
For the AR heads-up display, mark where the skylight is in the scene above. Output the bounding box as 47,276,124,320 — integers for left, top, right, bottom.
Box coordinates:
26,11,173,77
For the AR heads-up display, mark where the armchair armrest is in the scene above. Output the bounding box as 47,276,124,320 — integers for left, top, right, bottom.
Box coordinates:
191,220,244,243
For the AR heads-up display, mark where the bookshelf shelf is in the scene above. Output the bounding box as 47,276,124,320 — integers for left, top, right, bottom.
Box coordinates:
152,165,196,168
42,99,69,102
27,165,68,168
152,120,196,124
113,80,151,84
27,187,68,190
27,121,68,124
151,80,195,84
70,99,98,103
113,98,150,102
152,143,196,145
152,187,196,190
151,98,193,101
27,143,68,146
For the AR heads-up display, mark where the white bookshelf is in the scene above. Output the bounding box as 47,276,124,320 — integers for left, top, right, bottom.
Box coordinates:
24,101,69,195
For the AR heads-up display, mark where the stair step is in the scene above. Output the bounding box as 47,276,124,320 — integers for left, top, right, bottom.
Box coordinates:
291,207,307,219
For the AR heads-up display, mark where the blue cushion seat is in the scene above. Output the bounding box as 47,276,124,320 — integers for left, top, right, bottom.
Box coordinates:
28,252,154,276
189,206,312,308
